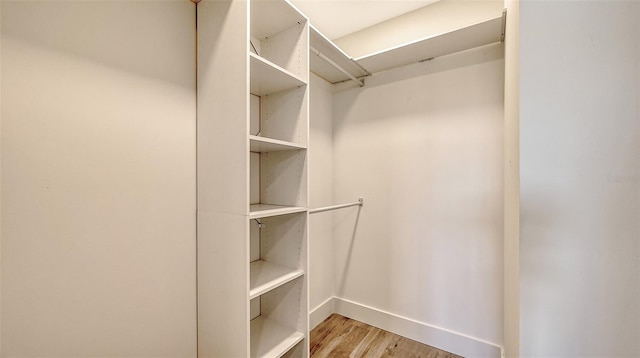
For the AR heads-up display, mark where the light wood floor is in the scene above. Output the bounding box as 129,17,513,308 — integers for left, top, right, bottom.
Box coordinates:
310,314,462,358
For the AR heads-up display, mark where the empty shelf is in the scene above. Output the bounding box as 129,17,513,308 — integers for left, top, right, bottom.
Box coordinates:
249,204,306,219
250,316,304,358
250,53,306,96
250,261,303,299
250,135,306,152
356,16,503,74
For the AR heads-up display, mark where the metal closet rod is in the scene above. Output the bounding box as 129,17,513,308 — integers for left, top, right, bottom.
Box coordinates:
309,197,364,214
310,46,364,87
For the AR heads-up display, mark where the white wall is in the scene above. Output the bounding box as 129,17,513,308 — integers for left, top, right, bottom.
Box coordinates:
332,44,505,355
1,1,197,356
519,1,640,356
308,72,335,327
0,2,3,347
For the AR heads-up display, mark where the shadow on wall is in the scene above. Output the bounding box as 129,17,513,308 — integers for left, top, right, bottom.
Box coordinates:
334,205,362,297
332,43,505,137
1,0,194,89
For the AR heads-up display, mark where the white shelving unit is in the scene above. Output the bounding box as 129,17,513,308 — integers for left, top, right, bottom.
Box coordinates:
198,0,309,357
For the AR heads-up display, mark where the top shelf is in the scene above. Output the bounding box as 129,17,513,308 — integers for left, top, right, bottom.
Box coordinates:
355,16,503,75
250,53,306,96
309,25,369,84
251,0,307,39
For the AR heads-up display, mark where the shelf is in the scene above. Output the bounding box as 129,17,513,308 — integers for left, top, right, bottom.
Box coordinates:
249,204,306,219
250,53,306,96
355,16,503,75
250,261,303,299
250,316,305,358
251,0,307,40
250,135,306,152
309,25,370,84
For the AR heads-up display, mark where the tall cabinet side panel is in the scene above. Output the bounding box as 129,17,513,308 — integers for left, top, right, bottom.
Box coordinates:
198,211,249,357
197,0,249,215
197,1,249,357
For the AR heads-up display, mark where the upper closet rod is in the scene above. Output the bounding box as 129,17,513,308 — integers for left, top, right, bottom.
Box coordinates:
309,197,364,214
310,46,364,87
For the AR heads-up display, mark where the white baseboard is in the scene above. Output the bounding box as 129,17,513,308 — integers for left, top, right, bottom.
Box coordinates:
309,296,336,330
331,297,503,358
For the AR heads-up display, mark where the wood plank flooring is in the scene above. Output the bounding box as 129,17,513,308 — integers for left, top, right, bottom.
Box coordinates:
310,314,462,358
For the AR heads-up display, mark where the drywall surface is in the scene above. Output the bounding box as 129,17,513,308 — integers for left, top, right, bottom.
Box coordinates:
334,0,503,59
503,0,520,356
1,1,196,356
520,1,640,356
309,73,334,319
0,2,3,346
332,44,505,349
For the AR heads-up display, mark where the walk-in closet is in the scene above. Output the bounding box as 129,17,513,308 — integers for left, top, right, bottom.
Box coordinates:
1,0,639,357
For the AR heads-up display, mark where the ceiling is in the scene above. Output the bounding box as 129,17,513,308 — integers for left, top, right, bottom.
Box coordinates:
289,0,439,40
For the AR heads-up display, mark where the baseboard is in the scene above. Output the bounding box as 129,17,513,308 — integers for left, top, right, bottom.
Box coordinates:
333,297,503,358
309,296,336,330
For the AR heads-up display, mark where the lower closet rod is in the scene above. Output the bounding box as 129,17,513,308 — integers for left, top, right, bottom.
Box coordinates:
309,197,364,214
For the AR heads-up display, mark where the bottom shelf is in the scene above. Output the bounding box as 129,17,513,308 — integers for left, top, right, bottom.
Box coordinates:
250,316,305,358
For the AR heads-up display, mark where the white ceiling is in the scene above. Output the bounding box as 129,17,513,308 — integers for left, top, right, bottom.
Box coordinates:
290,0,439,40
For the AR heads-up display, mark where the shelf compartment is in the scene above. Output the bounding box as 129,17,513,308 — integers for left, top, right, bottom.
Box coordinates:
250,53,306,96
250,135,306,152
250,261,303,299
250,211,306,301
250,212,306,280
250,278,306,358
250,316,304,358
251,0,306,41
250,150,307,210
250,85,308,146
250,0,308,79
250,204,306,219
